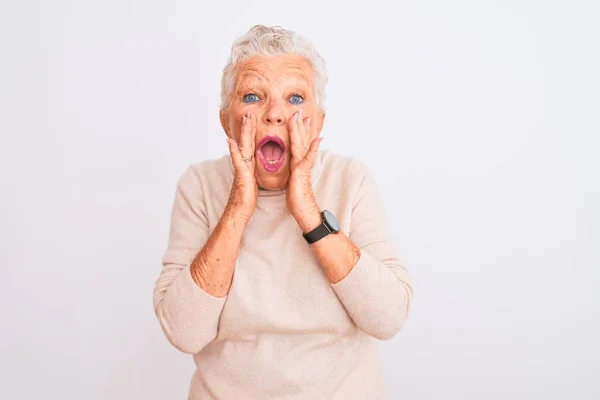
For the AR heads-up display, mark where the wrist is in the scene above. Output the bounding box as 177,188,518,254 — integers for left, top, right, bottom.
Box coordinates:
223,203,253,226
294,206,322,233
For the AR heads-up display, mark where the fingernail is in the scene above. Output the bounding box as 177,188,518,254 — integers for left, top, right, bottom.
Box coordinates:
242,115,247,125
246,111,251,118
295,112,299,122
306,117,311,127
299,109,303,119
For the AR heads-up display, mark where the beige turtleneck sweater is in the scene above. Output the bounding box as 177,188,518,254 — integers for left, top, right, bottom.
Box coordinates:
153,150,413,399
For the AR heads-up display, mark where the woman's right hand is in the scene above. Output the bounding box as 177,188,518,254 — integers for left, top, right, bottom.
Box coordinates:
225,112,258,221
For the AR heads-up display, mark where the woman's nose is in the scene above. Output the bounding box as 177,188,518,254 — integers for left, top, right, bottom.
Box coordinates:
263,101,285,125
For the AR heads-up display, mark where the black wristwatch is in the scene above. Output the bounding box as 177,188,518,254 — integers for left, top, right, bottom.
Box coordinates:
302,210,340,245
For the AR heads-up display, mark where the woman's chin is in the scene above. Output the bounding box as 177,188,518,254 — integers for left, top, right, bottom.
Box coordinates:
256,170,290,192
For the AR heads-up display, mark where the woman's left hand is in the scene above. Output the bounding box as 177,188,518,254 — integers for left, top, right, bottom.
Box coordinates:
287,110,323,232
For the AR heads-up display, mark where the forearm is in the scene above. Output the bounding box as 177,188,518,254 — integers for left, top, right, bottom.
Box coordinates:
296,209,360,283
191,204,249,297
295,203,411,340
154,205,249,353
312,232,360,283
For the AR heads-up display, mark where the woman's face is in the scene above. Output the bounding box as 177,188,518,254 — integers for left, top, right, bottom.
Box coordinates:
220,54,325,191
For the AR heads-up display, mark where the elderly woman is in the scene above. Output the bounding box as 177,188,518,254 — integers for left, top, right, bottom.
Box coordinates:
153,25,413,399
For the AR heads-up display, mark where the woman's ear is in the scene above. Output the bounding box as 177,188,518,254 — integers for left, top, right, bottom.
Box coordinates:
220,109,230,137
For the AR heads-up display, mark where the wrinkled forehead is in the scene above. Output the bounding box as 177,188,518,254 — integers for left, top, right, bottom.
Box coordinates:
235,55,314,90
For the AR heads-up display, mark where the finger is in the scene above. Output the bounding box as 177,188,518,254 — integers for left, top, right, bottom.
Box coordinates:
239,112,253,158
298,109,310,147
227,137,245,169
288,111,303,162
301,115,313,157
298,109,308,148
304,136,322,167
303,115,312,141
249,111,257,154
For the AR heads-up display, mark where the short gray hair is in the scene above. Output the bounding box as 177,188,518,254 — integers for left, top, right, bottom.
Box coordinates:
220,25,328,112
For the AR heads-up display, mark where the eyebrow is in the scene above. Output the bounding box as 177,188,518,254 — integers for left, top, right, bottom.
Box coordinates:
292,74,310,85
238,72,267,83
281,65,311,85
236,74,264,93
236,69,312,95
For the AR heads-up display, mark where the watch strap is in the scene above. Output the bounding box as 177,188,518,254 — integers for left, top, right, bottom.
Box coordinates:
302,222,331,245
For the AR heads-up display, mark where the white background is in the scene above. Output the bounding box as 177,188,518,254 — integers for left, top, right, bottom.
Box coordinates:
1,0,599,399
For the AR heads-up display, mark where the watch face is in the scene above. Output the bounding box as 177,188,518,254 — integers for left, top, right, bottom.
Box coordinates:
322,210,340,233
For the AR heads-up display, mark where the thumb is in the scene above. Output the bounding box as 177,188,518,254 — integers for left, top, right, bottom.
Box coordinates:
227,137,244,169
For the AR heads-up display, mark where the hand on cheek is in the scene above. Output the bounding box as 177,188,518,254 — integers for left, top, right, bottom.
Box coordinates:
288,109,320,170
286,109,323,225
225,112,259,221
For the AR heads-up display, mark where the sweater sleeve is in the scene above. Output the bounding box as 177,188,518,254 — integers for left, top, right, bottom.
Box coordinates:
152,165,227,354
331,162,413,340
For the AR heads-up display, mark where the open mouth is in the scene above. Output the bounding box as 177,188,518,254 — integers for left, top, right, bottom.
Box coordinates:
257,136,286,172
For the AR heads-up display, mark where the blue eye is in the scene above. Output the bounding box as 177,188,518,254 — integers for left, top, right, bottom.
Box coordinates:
289,94,304,105
243,93,260,103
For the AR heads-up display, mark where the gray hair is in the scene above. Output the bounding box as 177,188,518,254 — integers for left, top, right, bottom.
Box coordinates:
220,25,328,112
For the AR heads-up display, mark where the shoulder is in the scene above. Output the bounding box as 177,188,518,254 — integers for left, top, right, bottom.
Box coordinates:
177,154,232,192
319,150,374,185
188,154,231,178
